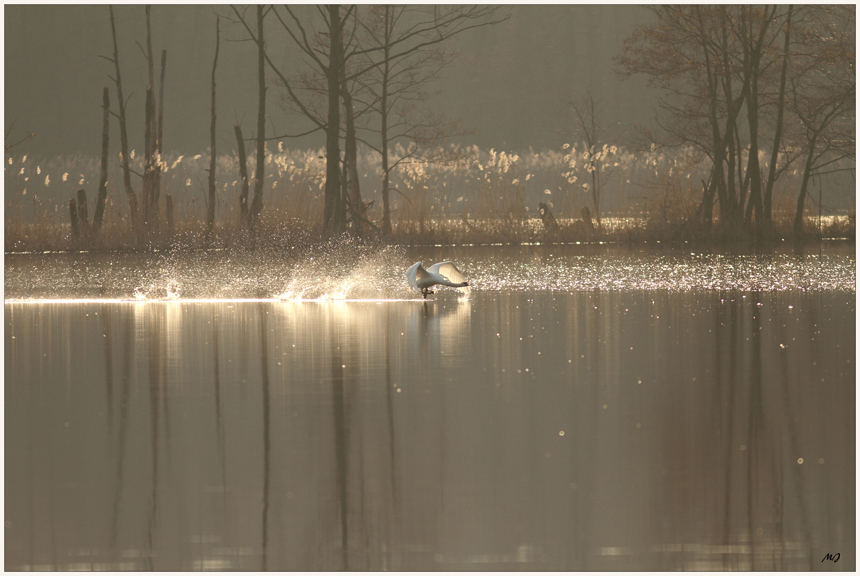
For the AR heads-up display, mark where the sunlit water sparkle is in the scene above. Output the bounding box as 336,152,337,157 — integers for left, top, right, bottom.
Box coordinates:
4,243,853,301
4,242,855,571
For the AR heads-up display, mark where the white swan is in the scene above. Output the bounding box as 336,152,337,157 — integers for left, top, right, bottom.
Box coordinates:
406,261,470,298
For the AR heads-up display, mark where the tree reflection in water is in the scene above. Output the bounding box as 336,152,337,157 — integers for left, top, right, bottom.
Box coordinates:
4,291,854,570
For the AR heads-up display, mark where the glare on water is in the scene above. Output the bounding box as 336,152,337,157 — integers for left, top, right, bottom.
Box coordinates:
4,243,855,570
3,242,855,301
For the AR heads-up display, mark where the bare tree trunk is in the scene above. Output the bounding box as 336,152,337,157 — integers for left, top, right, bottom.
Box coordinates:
146,6,155,87
381,164,391,233
588,96,601,226
94,87,110,236
207,16,220,237
734,122,748,215
699,166,716,229
744,6,775,235
108,5,139,228
743,34,766,234
719,13,741,225
709,20,731,230
143,86,155,227
153,49,166,218
764,5,792,230
143,6,156,230
249,5,266,230
793,136,818,237
341,147,349,216
590,163,601,226
235,124,249,222
156,51,165,164
340,70,364,235
323,5,344,234
709,113,729,229
380,11,393,235
725,114,738,218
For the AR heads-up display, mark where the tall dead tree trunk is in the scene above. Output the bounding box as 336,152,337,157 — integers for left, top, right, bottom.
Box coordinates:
155,48,166,204
698,166,717,227
741,7,775,234
719,12,741,224
380,38,392,235
323,5,345,234
108,5,138,228
340,71,365,235
143,86,156,227
207,16,220,237
146,6,155,88
704,55,728,229
248,5,266,230
744,74,765,233
793,135,818,237
791,97,849,237
142,6,164,231
93,87,111,236
236,124,250,222
143,6,156,229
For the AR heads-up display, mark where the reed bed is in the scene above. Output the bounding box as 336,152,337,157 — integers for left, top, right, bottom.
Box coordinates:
5,143,853,252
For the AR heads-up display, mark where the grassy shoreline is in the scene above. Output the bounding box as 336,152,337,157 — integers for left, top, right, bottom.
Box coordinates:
5,213,854,254
6,144,854,254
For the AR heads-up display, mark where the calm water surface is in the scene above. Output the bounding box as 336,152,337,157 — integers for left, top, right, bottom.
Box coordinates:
5,244,855,570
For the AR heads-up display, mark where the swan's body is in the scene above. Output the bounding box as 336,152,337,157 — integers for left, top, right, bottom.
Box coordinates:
406,261,470,298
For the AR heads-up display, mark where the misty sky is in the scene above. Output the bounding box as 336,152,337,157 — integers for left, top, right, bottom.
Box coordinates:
5,5,656,160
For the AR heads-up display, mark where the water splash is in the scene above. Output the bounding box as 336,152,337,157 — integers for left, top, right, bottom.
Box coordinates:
4,243,854,301
275,243,414,301
4,238,424,301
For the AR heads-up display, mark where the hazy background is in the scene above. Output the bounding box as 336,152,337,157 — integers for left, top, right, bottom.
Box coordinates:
5,4,656,160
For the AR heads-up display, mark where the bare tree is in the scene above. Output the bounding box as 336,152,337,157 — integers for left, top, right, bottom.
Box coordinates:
229,5,347,233
762,5,793,231
249,5,267,231
235,124,250,221
231,4,507,235
340,66,367,235
616,6,801,236
3,123,35,153
93,87,111,236
140,5,166,230
564,90,616,226
104,5,139,228
353,5,509,234
206,16,220,237
788,6,855,236
736,6,778,232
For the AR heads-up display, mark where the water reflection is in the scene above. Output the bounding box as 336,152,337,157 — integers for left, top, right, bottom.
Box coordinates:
4,290,855,570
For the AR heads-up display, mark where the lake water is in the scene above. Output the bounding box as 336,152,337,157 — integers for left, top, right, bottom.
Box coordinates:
5,242,855,570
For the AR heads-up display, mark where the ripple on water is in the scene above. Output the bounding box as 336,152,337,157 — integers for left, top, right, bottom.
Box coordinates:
3,244,855,301
468,252,855,292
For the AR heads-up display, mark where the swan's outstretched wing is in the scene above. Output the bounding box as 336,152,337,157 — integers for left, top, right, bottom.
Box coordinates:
406,261,428,292
428,261,471,295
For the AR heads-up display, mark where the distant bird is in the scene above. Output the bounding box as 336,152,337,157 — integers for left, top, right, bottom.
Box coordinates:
406,261,470,298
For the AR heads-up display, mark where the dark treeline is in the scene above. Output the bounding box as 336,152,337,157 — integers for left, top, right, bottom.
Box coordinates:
616,5,855,240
